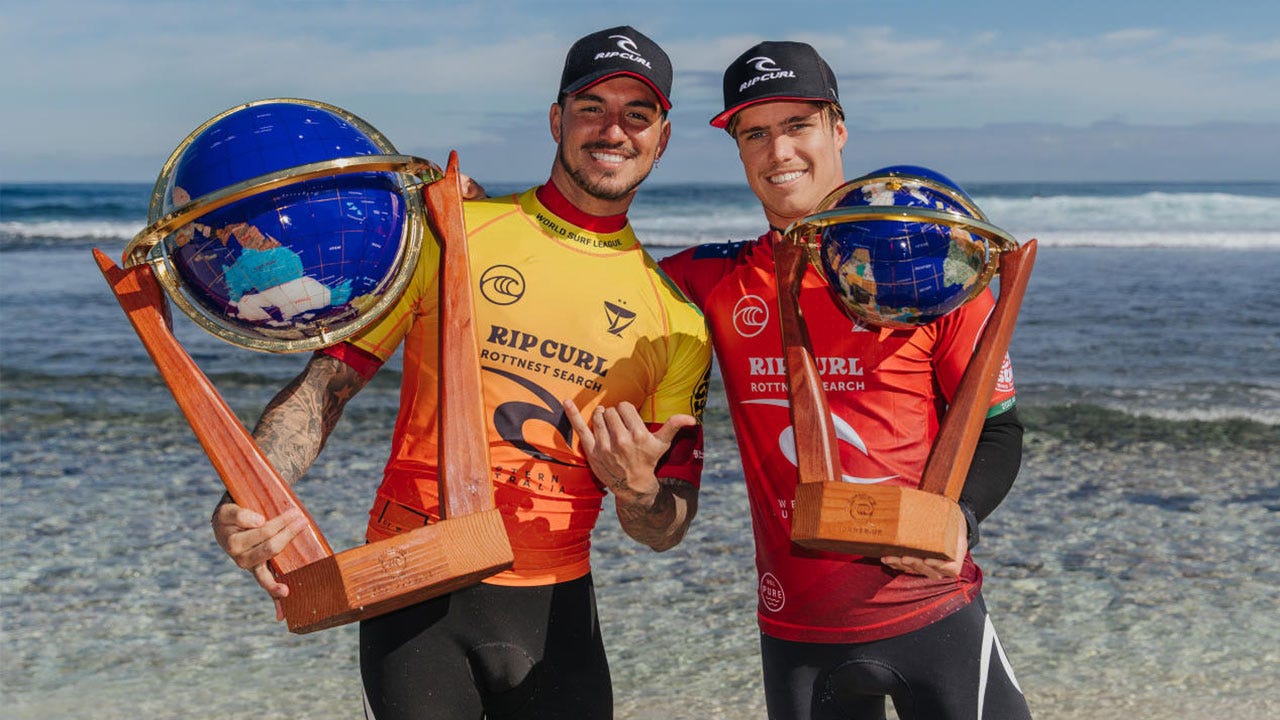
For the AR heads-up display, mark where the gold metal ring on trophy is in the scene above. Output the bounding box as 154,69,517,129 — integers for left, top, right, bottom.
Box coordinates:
806,172,991,224
124,154,440,267
142,97,438,223
125,154,436,353
784,206,1021,302
784,206,1019,250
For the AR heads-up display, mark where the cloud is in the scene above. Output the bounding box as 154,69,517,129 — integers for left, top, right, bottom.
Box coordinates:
2,5,1277,182
831,121,1280,183
666,26,1280,129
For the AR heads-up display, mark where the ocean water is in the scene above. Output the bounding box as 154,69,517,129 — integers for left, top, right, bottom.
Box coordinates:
1,181,1278,719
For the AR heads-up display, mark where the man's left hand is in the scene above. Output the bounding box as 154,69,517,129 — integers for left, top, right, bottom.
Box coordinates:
880,520,967,579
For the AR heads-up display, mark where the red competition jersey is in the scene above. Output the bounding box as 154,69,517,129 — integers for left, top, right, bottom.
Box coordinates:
659,233,1017,643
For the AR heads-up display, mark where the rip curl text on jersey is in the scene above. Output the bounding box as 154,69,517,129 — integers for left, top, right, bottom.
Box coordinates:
337,184,711,586
659,234,1016,643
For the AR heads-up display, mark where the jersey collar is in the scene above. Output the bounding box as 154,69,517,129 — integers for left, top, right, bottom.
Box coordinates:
536,181,629,234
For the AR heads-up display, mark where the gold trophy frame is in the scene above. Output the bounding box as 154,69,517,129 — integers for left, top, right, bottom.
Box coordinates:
776,203,1037,561
95,150,513,633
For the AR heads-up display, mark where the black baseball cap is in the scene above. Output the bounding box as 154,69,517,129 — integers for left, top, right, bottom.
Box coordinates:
711,41,841,128
558,26,673,110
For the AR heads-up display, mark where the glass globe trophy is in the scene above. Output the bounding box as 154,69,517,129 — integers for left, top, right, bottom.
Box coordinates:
775,166,1038,560
93,99,511,633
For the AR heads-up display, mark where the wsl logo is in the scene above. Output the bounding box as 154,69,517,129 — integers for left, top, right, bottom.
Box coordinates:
595,34,653,69
480,265,525,305
739,56,797,92
732,294,769,338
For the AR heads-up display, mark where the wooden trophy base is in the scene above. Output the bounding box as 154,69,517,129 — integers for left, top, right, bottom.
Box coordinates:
280,509,511,633
790,483,964,560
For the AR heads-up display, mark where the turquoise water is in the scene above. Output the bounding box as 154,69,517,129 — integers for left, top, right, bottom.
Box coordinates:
2,182,1278,718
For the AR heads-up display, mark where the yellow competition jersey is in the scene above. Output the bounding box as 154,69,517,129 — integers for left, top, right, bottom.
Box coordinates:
349,184,711,586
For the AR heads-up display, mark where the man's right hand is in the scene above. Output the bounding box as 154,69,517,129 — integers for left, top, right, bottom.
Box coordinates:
459,173,488,200
206,353,370,620
211,500,310,620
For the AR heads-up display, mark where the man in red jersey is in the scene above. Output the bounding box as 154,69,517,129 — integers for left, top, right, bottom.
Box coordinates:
656,42,1032,720
210,26,711,720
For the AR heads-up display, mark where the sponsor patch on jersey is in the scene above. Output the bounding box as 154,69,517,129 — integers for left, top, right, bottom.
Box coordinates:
480,264,526,305
733,294,770,337
604,300,637,336
995,353,1016,394
760,572,786,612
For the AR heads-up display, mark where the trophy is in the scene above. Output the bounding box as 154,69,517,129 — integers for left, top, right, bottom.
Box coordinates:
776,166,1037,560
93,98,512,633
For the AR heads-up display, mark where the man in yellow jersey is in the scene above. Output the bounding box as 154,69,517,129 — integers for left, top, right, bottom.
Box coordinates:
210,26,711,720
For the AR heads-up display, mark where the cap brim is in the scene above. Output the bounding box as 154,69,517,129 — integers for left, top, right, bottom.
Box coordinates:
710,95,840,129
564,71,672,110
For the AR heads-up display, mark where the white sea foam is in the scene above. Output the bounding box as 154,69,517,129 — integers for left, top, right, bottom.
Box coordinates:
1013,230,1280,248
631,188,1280,248
5,186,1278,249
1133,405,1280,425
0,219,144,242
977,191,1280,233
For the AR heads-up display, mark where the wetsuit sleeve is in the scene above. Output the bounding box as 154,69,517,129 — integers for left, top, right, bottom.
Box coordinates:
958,406,1024,547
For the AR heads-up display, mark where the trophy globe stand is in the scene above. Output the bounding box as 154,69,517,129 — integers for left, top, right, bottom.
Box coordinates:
94,98,512,633
776,169,1037,561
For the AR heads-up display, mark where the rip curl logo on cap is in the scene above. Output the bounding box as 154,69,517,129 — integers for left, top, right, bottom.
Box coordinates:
739,55,797,92
595,34,653,69
748,56,783,73
611,34,639,55
732,294,769,337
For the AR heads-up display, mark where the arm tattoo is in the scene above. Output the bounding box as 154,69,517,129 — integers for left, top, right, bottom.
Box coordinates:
615,477,699,552
251,354,369,485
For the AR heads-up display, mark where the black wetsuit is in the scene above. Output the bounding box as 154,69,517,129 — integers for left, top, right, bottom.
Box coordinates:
361,574,612,720
760,594,1031,720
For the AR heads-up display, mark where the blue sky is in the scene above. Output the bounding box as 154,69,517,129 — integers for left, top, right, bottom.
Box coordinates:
3,0,1278,184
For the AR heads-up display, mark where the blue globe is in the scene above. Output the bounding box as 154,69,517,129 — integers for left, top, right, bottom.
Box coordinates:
146,98,421,351
812,165,998,328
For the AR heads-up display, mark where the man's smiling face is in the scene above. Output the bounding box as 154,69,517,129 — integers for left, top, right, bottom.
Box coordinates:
549,75,670,215
732,100,847,230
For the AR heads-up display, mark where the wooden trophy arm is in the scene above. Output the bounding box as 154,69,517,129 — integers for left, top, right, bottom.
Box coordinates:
422,152,496,519
772,234,843,485
93,248,333,575
919,239,1038,500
